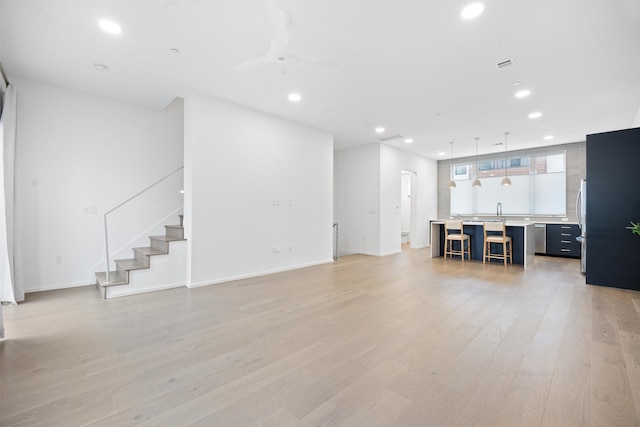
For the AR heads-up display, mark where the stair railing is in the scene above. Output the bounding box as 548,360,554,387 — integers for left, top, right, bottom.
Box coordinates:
103,166,184,284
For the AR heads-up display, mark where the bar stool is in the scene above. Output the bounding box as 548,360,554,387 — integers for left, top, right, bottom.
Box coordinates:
483,221,512,266
444,220,471,261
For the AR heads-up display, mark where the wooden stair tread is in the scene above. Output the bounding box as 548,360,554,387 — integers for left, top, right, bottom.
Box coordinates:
150,235,185,242
95,271,127,287
114,258,149,271
133,246,167,256
165,225,183,229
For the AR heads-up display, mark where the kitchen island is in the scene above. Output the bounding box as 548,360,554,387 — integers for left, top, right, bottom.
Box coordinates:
430,220,536,268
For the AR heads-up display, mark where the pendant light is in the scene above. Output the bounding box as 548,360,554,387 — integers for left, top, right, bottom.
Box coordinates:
472,137,481,187
448,141,457,188
501,132,512,186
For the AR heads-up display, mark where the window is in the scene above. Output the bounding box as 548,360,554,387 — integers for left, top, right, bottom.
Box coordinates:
453,165,469,180
450,152,566,216
478,161,495,171
476,157,530,177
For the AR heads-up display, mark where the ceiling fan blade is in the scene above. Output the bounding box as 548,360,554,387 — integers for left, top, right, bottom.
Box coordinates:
264,41,302,63
238,1,335,72
301,55,340,71
235,56,269,71
264,0,289,45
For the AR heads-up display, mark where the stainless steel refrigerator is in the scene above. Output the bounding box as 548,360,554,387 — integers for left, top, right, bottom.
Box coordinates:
576,179,586,273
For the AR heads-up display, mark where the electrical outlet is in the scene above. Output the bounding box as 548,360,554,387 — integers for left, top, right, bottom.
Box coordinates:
272,246,280,253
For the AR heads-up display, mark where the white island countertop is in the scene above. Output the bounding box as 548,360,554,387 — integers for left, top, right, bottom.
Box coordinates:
432,219,577,226
431,220,534,226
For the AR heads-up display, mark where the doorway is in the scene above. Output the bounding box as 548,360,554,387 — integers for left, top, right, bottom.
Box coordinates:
401,170,416,250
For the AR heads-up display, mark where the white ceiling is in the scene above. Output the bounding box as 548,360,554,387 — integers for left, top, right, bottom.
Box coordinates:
1,0,639,159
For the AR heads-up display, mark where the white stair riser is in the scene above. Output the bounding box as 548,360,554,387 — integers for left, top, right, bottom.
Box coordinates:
165,226,184,239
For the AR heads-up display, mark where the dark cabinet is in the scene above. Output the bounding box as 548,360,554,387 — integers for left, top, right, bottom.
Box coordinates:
546,224,580,258
586,127,640,291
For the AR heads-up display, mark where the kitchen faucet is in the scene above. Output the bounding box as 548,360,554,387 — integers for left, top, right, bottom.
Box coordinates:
497,202,503,221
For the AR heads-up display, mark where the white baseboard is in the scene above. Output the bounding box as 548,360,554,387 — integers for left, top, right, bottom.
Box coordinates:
353,251,381,257
339,250,401,257
379,250,402,257
337,249,359,256
188,258,335,289
409,244,430,250
339,246,429,257
105,282,185,299
25,281,91,294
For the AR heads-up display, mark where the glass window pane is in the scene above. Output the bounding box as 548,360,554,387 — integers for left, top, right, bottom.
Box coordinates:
450,180,474,214
478,161,494,171
533,173,566,215
453,164,469,180
546,154,565,173
475,175,531,215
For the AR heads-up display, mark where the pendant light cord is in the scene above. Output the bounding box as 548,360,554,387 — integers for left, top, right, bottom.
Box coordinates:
475,137,479,178
448,142,457,188
504,132,509,178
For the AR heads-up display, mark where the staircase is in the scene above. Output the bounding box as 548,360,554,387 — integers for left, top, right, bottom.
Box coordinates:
95,215,186,298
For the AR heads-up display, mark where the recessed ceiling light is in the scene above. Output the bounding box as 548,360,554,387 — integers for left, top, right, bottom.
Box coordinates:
528,111,542,119
98,19,122,35
288,93,301,102
461,3,484,20
438,151,446,156
375,127,385,133
544,135,554,140
515,89,531,98
405,138,414,144
512,81,521,86
93,63,109,72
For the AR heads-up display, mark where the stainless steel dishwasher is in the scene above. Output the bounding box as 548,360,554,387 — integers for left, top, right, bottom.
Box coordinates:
534,223,546,254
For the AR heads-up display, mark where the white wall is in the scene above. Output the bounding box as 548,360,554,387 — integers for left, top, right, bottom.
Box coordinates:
633,104,640,127
184,93,334,287
334,144,437,257
13,77,184,292
400,172,412,232
379,145,437,255
334,144,381,256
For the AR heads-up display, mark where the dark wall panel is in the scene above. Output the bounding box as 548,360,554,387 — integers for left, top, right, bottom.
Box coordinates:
586,127,640,291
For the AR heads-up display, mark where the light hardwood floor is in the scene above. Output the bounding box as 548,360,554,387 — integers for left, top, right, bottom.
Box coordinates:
1,248,639,426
